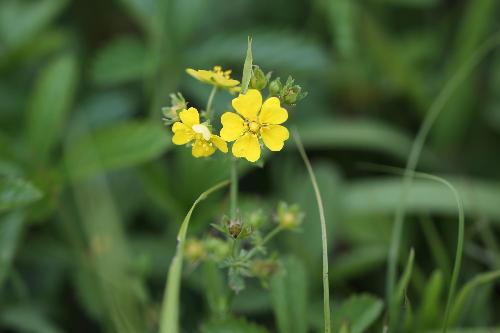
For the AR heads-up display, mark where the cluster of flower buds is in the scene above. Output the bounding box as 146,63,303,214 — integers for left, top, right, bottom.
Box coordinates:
184,202,304,292
269,76,308,106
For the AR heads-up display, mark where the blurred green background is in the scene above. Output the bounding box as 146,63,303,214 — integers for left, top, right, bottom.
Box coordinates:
1,0,500,332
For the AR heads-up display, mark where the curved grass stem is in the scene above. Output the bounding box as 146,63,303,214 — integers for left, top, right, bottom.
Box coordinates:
293,128,331,333
385,33,500,327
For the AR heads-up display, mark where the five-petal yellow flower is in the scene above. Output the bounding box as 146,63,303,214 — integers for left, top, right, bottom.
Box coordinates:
172,107,228,158
186,66,240,90
220,89,289,162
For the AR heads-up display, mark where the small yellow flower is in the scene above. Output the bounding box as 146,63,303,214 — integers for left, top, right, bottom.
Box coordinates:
172,107,228,158
220,89,289,162
186,66,240,90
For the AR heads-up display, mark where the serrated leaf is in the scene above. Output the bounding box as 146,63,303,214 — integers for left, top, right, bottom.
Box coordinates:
91,37,151,86
332,294,384,333
0,177,43,213
64,121,171,180
270,256,308,333
26,54,78,163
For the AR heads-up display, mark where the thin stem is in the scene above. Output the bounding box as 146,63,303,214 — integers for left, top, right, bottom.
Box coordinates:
206,86,217,121
245,226,283,260
230,160,238,220
293,129,331,333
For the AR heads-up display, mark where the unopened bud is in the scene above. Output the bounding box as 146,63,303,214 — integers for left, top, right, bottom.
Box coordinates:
250,65,268,90
268,77,282,97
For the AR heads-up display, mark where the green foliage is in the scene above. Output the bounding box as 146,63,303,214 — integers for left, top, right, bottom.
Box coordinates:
91,37,152,86
332,294,384,333
0,177,42,213
26,54,78,164
160,181,229,333
2,0,500,332
65,121,170,179
270,256,308,333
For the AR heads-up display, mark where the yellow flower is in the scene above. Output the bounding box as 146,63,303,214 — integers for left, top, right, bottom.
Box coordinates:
172,107,228,158
220,89,289,162
186,66,240,90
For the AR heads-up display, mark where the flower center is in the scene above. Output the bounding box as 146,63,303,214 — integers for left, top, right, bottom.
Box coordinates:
212,65,232,79
248,121,260,133
192,124,211,140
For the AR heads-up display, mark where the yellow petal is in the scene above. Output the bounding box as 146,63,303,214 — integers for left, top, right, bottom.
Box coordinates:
191,139,216,158
186,68,210,84
261,125,289,151
210,135,228,153
213,75,240,87
231,89,262,121
259,97,288,125
179,107,200,127
232,133,261,162
172,122,194,145
220,112,245,141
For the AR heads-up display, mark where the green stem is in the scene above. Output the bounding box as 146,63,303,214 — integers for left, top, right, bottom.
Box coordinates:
230,160,238,220
245,226,283,260
293,129,331,333
206,86,217,121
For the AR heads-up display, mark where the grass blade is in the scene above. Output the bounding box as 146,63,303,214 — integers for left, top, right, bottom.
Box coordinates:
293,129,331,333
159,180,229,333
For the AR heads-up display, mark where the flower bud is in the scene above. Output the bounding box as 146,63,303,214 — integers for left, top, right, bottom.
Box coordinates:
251,259,277,280
228,219,243,238
162,93,187,125
250,65,268,90
185,238,206,262
283,85,301,105
268,77,282,97
277,202,304,230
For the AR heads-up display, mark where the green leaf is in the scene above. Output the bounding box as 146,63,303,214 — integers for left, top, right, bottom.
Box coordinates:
389,249,414,326
241,36,253,94
417,270,444,330
201,317,269,333
449,270,500,326
91,37,151,86
0,305,63,333
329,246,387,283
159,180,229,333
344,177,500,222
0,211,24,289
332,294,384,333
26,54,78,164
270,256,308,333
64,121,171,180
0,0,67,51
0,177,43,213
296,119,435,164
